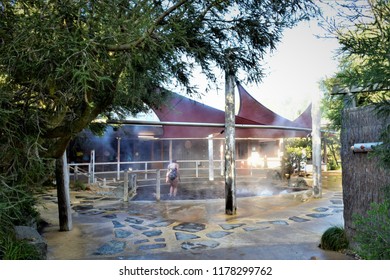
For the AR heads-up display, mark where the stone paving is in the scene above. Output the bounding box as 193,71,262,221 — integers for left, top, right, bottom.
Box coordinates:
39,176,350,260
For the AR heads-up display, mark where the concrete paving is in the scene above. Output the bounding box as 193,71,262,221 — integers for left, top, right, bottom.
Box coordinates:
39,171,356,260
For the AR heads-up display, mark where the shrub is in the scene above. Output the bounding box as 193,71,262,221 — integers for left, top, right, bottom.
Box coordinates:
0,232,42,260
352,198,390,260
72,180,86,191
0,179,41,259
320,226,349,251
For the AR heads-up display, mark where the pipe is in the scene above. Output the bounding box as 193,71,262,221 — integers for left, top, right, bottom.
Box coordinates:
106,119,313,132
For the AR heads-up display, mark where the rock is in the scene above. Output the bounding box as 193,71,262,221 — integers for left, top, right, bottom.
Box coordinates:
14,226,47,260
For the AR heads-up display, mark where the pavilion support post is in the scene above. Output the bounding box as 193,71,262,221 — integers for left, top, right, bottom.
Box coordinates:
55,152,72,231
225,72,236,215
169,140,173,162
208,135,214,181
312,89,322,198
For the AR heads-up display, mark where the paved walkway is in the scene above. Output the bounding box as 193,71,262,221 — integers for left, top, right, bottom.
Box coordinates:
39,172,355,260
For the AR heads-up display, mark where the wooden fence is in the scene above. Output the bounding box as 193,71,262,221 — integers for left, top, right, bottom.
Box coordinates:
341,105,390,239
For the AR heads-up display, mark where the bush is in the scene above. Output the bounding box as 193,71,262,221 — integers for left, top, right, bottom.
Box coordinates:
352,199,390,260
0,232,42,260
0,179,41,259
72,180,86,191
320,226,349,251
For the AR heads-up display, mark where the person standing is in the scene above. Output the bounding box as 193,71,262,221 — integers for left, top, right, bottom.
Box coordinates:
166,160,180,198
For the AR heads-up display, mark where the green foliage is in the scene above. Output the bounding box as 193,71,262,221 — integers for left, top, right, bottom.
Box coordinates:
72,180,86,191
282,138,311,176
352,194,390,260
0,0,318,159
320,226,349,251
0,232,43,260
320,0,390,168
0,179,42,259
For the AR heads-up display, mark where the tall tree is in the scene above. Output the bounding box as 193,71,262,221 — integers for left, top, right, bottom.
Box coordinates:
320,0,389,165
0,0,317,161
320,0,390,247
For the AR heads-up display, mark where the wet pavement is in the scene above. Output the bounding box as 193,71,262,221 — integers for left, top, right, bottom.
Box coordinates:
38,171,355,260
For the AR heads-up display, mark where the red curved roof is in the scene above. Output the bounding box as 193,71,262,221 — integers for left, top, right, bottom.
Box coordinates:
236,81,296,127
293,103,312,128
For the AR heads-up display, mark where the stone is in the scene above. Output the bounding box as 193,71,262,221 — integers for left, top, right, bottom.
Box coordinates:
313,207,329,212
206,231,232,238
114,229,132,238
243,226,270,232
330,199,343,205
125,217,144,224
112,220,126,228
130,225,149,231
181,240,220,250
134,239,149,245
306,213,332,218
258,220,289,226
148,220,175,227
142,230,162,237
154,238,165,242
173,222,206,233
289,216,310,222
102,214,117,219
94,240,126,255
138,243,166,250
175,232,200,241
219,223,245,230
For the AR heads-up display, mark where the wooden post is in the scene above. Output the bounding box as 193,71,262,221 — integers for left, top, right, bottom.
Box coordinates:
89,150,95,184
225,72,236,215
124,170,129,202
312,90,322,198
156,169,161,201
55,152,72,231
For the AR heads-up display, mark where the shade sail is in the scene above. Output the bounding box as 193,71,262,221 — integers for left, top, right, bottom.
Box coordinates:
236,81,300,127
151,84,312,139
293,103,312,128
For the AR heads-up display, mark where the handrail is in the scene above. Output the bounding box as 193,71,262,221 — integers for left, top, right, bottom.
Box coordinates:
68,158,282,184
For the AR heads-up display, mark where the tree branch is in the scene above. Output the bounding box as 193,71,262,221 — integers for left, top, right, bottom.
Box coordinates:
105,0,190,52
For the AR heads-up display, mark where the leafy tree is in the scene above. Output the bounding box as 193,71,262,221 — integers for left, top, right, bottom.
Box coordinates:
320,0,389,166
319,0,390,258
281,137,311,177
1,0,318,161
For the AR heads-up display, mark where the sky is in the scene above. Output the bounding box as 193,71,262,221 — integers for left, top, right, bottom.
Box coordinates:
183,17,341,121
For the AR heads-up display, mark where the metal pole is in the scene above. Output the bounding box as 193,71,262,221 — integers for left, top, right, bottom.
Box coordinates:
208,135,214,181
220,140,224,177
116,137,121,180
169,140,173,162
107,119,313,132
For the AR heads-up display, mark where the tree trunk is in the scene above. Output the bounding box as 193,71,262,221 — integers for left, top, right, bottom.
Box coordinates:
312,90,322,198
225,73,236,215
55,152,72,231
